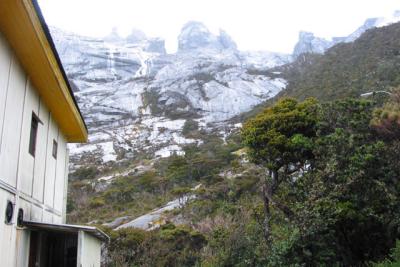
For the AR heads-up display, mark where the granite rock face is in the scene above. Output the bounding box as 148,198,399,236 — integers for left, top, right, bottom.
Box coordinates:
51,24,289,167
293,10,400,57
53,11,399,167
178,21,237,52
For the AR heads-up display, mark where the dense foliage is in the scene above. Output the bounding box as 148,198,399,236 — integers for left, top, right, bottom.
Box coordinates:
241,97,400,265
242,97,319,170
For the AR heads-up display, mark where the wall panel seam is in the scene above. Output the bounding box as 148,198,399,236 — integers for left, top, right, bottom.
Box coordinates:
0,50,12,153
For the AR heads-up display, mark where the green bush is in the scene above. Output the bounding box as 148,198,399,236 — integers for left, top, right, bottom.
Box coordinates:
88,198,105,208
70,166,99,180
182,119,199,137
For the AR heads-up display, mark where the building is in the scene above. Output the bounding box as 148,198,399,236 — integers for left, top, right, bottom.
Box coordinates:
0,1,108,266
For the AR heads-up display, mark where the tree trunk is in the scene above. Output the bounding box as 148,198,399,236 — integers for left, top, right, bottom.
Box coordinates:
262,182,271,243
262,168,298,243
262,169,278,243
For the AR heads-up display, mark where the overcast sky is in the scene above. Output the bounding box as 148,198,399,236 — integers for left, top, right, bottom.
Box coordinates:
37,0,399,54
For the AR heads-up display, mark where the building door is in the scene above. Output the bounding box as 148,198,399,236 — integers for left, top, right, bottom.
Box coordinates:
28,231,78,267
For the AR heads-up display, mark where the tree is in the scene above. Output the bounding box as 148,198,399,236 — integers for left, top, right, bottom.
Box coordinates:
241,97,320,242
272,99,400,265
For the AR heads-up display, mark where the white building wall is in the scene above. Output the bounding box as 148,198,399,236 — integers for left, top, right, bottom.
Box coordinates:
54,134,67,213
30,204,43,223
18,80,40,196
43,116,58,208
0,190,17,267
0,51,26,188
42,210,53,224
0,31,11,149
0,28,71,267
32,100,50,203
62,150,70,223
15,199,31,267
78,231,102,267
15,228,30,267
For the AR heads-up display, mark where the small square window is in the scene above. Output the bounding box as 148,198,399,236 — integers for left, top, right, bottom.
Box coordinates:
52,140,58,159
29,113,40,157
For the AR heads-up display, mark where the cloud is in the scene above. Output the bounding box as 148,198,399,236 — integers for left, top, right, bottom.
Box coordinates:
38,0,399,53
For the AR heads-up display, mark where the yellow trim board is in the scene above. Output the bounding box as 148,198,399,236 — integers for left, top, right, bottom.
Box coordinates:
0,0,87,142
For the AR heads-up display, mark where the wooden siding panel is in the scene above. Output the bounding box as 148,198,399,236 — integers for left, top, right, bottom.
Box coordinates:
30,204,43,222
0,32,11,152
18,80,39,196
43,116,58,207
0,55,27,187
54,133,67,213
78,231,102,267
15,229,30,267
42,209,53,224
62,150,69,223
52,214,62,224
32,100,50,202
0,190,16,267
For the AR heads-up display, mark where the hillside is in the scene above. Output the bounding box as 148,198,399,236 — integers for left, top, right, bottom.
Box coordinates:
277,22,400,101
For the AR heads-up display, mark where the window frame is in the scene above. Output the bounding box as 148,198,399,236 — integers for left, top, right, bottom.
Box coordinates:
29,113,39,157
52,139,58,159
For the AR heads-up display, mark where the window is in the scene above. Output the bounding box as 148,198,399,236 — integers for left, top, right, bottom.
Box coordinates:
52,139,58,159
29,113,40,157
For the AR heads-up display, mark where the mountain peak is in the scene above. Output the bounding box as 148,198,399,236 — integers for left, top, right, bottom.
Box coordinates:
178,21,213,51
292,31,331,58
178,21,237,52
126,29,147,43
104,27,124,43
218,29,237,50
181,21,210,33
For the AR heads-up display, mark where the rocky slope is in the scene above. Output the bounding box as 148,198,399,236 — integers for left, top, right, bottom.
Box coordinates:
51,22,290,169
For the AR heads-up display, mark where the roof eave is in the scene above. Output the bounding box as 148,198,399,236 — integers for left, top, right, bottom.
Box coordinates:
0,0,88,143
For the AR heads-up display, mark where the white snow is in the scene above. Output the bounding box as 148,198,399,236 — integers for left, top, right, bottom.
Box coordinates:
99,142,117,162
155,145,185,158
88,132,111,142
68,143,97,155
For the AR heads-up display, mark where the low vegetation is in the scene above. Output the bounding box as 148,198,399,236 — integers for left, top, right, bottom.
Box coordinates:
67,134,239,224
